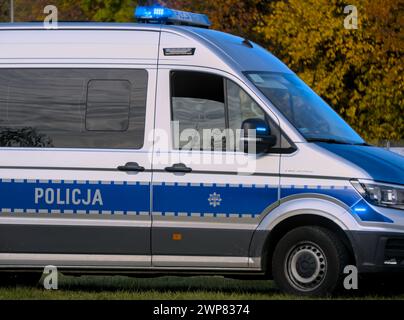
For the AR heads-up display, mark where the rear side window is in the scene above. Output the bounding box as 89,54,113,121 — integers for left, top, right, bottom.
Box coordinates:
0,69,147,149
171,71,226,150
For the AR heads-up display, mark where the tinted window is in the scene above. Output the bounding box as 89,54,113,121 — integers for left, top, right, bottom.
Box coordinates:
227,80,266,131
86,80,131,131
226,80,285,150
0,69,147,149
170,71,287,152
171,71,226,150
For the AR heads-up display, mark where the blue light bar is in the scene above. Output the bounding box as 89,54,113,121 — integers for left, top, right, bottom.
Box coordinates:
135,5,211,28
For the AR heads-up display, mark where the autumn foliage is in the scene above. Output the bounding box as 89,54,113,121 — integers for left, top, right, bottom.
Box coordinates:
0,0,402,142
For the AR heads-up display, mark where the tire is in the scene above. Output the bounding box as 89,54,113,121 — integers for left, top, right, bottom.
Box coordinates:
272,226,349,296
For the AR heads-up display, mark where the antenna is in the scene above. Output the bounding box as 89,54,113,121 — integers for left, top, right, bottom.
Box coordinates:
242,39,253,48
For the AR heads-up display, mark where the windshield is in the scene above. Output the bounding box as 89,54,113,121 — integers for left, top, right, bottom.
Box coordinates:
245,72,365,145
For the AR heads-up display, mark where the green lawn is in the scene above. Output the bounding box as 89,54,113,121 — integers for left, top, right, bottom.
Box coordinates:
0,275,403,300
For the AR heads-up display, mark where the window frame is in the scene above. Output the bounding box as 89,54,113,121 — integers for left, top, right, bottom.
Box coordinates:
0,68,148,150
169,69,296,154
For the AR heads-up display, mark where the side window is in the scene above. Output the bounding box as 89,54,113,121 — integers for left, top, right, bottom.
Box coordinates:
0,69,147,149
170,71,286,152
171,71,225,150
226,80,291,152
227,80,266,133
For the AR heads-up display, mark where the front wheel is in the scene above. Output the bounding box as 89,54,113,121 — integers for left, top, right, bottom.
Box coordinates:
272,226,349,296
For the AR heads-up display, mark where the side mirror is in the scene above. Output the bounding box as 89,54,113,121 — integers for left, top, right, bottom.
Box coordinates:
240,118,277,153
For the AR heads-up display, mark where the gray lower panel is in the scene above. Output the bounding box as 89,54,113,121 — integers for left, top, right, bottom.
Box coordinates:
0,253,262,271
346,230,404,273
152,227,253,257
0,253,150,268
152,255,256,269
0,225,149,255
249,229,270,258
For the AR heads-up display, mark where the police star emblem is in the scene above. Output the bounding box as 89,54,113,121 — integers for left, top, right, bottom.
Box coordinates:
208,192,222,207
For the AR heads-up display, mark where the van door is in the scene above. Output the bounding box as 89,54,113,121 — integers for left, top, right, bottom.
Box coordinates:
0,68,155,268
151,68,282,269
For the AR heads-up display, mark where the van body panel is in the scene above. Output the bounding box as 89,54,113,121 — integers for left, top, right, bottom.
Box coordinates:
0,29,160,63
280,143,371,180
0,66,157,265
185,27,293,73
315,143,404,185
158,31,232,73
150,67,280,264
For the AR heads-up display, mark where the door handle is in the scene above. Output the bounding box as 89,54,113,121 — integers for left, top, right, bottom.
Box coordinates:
117,162,145,172
165,163,192,173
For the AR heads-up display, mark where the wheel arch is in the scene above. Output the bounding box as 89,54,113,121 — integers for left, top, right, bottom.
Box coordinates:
250,196,360,277
261,214,356,278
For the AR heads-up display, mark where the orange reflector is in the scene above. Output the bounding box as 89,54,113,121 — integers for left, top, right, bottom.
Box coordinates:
172,233,182,241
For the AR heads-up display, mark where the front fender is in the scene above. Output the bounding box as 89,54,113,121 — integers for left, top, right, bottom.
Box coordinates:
258,194,362,232
248,194,363,269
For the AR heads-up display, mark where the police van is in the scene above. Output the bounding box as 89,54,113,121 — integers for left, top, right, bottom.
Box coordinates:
0,6,403,296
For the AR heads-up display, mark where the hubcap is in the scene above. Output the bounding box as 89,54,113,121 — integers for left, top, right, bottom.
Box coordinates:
285,242,327,291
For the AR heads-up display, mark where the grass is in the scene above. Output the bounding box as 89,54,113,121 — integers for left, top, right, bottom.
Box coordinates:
0,274,403,300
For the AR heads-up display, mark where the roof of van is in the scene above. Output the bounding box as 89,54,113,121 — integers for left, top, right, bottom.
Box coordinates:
0,22,161,31
0,22,292,74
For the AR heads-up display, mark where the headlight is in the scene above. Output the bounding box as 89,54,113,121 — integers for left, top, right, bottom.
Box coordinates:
351,180,404,210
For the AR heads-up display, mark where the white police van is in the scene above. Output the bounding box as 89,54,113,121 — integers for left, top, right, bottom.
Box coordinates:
0,6,403,296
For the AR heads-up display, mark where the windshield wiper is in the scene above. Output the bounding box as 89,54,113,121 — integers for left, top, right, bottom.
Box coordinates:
306,138,369,145
306,138,353,145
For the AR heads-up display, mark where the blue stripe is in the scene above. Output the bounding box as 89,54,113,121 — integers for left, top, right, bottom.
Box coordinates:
281,186,360,207
153,183,277,216
0,179,392,222
351,199,393,223
0,179,149,214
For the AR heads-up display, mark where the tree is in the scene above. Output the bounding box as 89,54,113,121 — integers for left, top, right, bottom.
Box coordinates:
8,0,137,22
8,0,84,21
0,0,11,22
166,0,266,42
255,0,403,142
80,0,137,22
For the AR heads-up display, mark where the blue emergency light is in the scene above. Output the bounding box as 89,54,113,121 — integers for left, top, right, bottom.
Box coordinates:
135,5,211,28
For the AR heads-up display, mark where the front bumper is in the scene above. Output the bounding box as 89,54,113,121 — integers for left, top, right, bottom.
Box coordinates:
347,231,404,273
